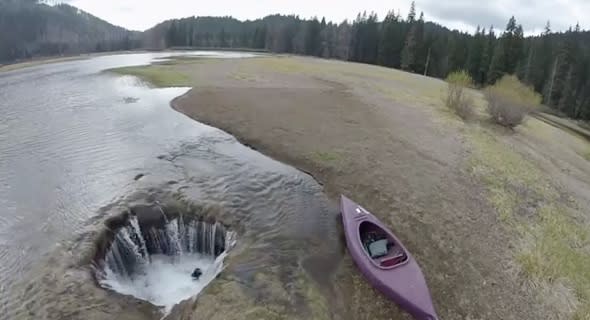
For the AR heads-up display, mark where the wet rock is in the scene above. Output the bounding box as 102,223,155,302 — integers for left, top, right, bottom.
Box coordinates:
191,268,202,280
131,204,176,230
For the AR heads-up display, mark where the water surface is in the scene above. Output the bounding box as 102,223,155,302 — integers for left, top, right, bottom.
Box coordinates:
0,52,340,318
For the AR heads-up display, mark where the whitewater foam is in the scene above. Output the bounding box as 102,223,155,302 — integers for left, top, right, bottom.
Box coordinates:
95,215,233,311
101,252,225,310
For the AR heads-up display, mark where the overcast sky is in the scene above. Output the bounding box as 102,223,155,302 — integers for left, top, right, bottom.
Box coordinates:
64,0,589,34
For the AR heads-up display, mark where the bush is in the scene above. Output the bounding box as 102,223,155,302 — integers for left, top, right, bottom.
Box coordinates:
485,76,541,128
445,70,474,120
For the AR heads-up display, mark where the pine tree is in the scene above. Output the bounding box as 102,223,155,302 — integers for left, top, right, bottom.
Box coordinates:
486,17,524,84
377,10,402,67
349,12,364,62
531,21,553,95
407,1,416,23
218,28,227,47
556,26,582,115
447,33,470,72
466,26,484,83
488,41,504,84
559,66,576,113
505,23,524,73
364,12,380,64
305,18,321,56
401,24,417,71
479,26,495,84
253,26,266,49
519,41,534,83
576,80,590,119
165,21,173,47
413,12,426,73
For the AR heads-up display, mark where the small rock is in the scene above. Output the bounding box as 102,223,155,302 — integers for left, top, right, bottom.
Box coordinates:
191,268,202,280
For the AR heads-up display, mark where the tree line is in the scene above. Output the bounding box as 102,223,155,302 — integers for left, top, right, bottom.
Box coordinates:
3,0,590,120
145,2,590,120
0,0,141,64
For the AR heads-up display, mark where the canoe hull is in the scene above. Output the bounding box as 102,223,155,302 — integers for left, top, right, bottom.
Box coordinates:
340,195,438,320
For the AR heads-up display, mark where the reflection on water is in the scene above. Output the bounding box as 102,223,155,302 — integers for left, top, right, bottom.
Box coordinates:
0,52,340,319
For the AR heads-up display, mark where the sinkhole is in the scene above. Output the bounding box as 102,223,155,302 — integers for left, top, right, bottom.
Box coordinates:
92,203,235,311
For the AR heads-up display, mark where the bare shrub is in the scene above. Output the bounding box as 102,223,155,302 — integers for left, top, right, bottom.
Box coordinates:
485,76,541,128
445,70,474,120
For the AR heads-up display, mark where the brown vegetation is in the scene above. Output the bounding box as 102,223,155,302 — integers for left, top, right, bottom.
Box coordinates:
485,75,541,128
444,70,474,120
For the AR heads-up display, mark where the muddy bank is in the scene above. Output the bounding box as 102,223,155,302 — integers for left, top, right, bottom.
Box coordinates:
8,192,232,320
6,193,168,320
169,57,550,319
9,167,340,320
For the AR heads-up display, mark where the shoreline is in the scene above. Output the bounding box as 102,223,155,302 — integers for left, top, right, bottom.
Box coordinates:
170,92,327,187
165,57,540,319
114,55,590,319
0,50,149,73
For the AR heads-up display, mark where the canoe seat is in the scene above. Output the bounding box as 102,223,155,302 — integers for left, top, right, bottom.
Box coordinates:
380,251,407,267
368,239,389,258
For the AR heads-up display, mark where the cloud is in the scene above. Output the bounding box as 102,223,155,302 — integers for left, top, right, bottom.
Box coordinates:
417,0,589,33
62,0,588,33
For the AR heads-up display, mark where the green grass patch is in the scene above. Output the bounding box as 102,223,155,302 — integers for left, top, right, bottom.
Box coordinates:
468,126,590,317
231,72,256,82
297,271,330,320
106,65,190,87
309,151,341,164
469,128,557,205
517,205,590,319
156,56,218,66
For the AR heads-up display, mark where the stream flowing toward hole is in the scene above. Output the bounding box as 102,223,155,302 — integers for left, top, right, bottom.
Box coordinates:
1,52,341,320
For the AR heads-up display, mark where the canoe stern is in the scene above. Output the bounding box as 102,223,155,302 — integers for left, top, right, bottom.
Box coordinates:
339,195,439,320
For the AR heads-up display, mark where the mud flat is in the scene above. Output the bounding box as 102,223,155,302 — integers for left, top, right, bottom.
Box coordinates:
167,55,590,319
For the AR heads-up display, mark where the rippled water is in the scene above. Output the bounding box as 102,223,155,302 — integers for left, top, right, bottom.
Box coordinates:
0,52,340,318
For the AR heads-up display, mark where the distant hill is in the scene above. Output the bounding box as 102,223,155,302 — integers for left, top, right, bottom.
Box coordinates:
0,0,141,63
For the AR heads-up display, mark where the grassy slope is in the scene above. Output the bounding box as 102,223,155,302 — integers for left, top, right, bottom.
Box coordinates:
106,65,191,87
469,126,590,319
111,56,590,319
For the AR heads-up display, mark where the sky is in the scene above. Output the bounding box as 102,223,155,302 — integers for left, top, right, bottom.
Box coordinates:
62,0,590,34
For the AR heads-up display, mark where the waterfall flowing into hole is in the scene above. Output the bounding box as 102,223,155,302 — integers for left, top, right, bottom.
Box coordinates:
94,214,235,311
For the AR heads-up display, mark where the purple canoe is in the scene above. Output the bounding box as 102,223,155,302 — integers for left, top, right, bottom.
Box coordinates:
340,195,439,320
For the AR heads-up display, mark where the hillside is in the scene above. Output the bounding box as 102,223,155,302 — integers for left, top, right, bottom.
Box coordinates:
0,0,140,63
2,1,589,120
143,13,590,120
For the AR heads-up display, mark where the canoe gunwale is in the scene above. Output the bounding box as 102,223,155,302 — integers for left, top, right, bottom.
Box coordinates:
354,218,410,270
340,195,440,320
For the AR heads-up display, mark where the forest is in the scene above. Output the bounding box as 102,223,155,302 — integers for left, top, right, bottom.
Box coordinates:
0,0,141,63
144,2,590,120
2,0,590,120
